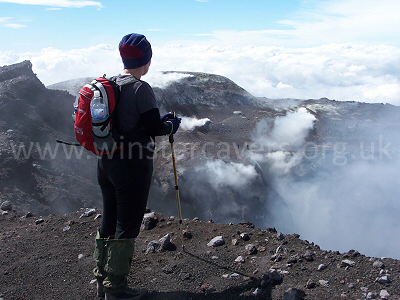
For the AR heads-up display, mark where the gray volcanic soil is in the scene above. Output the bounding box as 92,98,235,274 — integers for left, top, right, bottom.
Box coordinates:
1,209,399,300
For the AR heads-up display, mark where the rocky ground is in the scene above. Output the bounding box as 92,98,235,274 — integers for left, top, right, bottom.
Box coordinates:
1,206,399,300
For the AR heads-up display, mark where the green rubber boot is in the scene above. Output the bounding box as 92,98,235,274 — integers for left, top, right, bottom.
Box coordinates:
93,231,108,297
103,237,140,298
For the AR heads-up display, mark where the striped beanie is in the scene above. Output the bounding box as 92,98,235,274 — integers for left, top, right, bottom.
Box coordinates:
119,33,152,69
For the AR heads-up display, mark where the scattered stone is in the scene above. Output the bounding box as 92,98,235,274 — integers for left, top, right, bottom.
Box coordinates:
35,219,44,225
288,254,298,264
78,254,84,259
207,236,225,247
235,256,245,263
182,229,192,239
2,211,8,215
361,287,369,293
373,260,385,269
302,250,314,262
25,212,34,218
62,226,70,232
240,233,250,241
348,283,354,288
380,289,390,299
230,273,240,278
375,275,390,284
245,244,257,255
231,238,239,246
319,280,329,287
253,288,262,296
193,217,200,221
367,292,377,299
90,279,96,284
145,240,161,254
79,208,96,219
146,234,171,254
317,264,327,271
341,259,356,267
283,288,305,300
306,279,316,289
162,264,175,274
158,234,171,250
141,212,159,230
94,214,101,220
266,269,282,282
276,232,285,240
258,246,266,252
0,200,12,211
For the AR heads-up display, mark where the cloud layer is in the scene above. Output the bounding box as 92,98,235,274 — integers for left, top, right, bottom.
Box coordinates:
1,42,399,105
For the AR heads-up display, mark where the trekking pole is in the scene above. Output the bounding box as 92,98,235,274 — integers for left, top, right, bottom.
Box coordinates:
168,114,185,251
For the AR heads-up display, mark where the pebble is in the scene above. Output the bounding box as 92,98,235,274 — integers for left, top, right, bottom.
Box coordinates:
283,288,305,300
94,214,102,220
62,226,70,232
79,208,96,219
240,233,250,241
245,244,257,255
253,288,262,296
207,236,225,247
341,259,356,267
373,260,384,269
380,289,390,299
35,219,44,225
78,254,84,259
306,279,316,289
317,264,327,271
302,250,314,262
375,275,390,284
366,292,376,299
318,280,329,287
276,232,285,240
234,256,245,263
267,269,282,282
0,200,12,211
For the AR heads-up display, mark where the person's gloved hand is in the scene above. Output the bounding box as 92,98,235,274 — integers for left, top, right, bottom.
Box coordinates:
168,117,181,135
161,112,175,121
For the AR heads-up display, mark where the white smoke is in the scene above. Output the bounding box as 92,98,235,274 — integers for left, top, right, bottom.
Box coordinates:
248,107,400,259
180,116,210,131
146,72,193,89
197,160,258,190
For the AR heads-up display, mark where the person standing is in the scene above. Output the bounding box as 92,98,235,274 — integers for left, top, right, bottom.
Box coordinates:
93,33,181,300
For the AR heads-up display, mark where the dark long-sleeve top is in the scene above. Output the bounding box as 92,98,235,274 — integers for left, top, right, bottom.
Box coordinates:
115,75,171,143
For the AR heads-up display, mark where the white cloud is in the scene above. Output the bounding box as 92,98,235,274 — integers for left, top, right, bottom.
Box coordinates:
3,23,25,28
1,42,399,105
0,17,12,22
0,0,103,8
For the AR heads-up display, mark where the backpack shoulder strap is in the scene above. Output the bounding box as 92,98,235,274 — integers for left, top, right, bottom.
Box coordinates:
113,76,139,87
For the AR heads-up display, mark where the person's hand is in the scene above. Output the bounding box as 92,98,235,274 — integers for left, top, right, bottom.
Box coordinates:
168,117,181,135
161,112,175,121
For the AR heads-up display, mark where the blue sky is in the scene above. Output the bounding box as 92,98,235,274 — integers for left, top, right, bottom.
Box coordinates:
1,0,400,105
0,0,303,52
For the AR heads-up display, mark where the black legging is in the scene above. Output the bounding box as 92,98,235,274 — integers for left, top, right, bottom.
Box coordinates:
97,145,153,239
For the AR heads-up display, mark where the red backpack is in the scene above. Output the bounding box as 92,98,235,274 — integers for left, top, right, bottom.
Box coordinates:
73,75,137,155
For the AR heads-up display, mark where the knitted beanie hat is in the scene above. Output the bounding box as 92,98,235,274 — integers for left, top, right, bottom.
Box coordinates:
119,33,152,69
